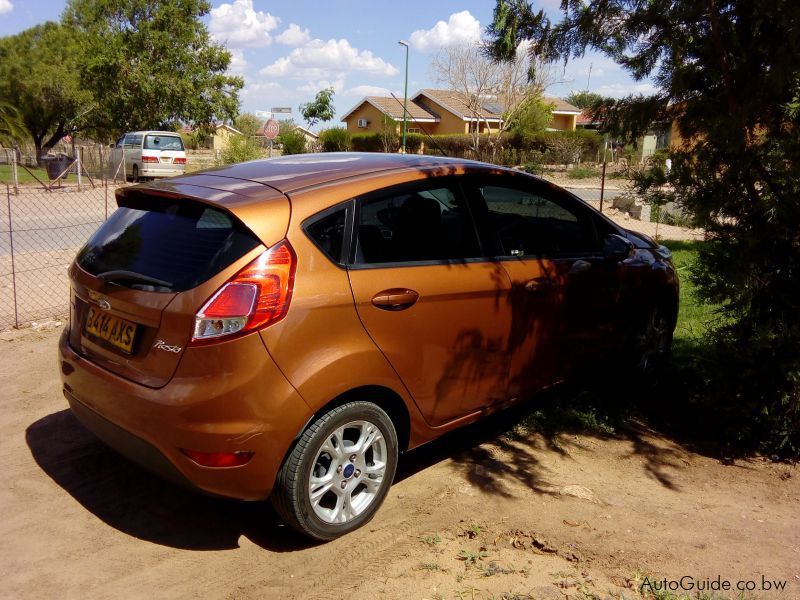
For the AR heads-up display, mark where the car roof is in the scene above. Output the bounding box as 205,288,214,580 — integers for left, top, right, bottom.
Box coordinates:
125,130,183,136
189,152,496,194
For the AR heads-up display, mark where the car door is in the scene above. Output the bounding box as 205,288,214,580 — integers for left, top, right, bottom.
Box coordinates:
346,179,513,427
467,176,624,390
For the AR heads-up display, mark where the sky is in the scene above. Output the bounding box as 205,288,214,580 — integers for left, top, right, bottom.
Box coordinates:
0,0,656,128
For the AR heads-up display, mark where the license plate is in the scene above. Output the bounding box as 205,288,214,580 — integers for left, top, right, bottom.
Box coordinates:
160,157,172,163
85,306,138,353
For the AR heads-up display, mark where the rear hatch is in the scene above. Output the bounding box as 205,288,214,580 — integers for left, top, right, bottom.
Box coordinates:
142,133,186,172
68,184,286,387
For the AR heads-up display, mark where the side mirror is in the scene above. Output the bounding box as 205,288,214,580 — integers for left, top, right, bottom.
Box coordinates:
603,233,634,261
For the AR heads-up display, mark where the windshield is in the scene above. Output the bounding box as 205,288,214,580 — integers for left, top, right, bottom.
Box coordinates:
143,134,184,151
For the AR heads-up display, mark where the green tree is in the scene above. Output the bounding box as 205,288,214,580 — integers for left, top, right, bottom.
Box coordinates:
234,113,262,138
63,0,242,138
379,115,398,153
278,126,306,155
219,134,262,165
565,91,604,110
0,102,26,148
318,128,351,152
0,23,94,160
488,0,800,456
299,87,336,128
508,97,554,135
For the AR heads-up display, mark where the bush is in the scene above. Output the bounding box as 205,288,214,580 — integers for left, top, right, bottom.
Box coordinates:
319,128,352,152
350,132,384,152
219,135,262,165
279,128,306,155
566,165,599,179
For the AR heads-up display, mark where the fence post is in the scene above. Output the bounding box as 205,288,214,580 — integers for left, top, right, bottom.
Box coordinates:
76,147,83,189
11,151,18,195
6,185,19,328
599,161,607,214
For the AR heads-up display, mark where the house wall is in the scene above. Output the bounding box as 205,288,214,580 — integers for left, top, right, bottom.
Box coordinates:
343,103,387,133
415,99,468,135
551,113,577,131
211,127,236,151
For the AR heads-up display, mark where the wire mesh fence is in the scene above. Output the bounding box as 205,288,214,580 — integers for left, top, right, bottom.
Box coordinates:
1,181,122,329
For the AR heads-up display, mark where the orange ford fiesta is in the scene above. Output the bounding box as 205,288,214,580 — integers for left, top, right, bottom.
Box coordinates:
58,153,678,540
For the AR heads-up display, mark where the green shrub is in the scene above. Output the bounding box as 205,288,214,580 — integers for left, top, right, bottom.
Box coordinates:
350,132,384,152
319,128,352,152
567,165,599,179
278,128,306,155
219,135,262,165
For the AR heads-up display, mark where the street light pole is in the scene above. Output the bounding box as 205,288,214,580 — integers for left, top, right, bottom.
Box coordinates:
398,40,409,154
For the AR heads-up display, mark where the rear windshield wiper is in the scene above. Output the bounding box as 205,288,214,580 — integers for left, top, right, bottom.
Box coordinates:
96,270,173,289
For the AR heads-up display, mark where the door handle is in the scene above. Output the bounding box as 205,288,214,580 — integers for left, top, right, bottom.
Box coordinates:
568,259,592,275
371,288,420,311
524,277,552,293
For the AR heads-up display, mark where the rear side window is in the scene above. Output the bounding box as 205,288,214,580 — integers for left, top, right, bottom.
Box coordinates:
77,198,260,292
305,206,348,264
355,184,481,264
144,134,184,151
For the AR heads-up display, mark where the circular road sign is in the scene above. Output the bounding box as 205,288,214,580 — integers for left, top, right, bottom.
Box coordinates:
263,119,279,140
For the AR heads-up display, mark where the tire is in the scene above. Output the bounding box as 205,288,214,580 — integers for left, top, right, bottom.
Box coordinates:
131,164,139,183
272,401,398,541
628,303,673,376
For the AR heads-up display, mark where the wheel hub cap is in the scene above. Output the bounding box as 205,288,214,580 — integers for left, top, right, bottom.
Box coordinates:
308,420,388,524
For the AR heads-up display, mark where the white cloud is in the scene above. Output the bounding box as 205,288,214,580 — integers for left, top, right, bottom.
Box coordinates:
409,10,482,52
227,48,248,75
241,81,284,103
260,38,398,79
276,24,311,47
344,85,393,97
297,77,345,96
596,82,659,97
209,0,280,48
0,0,13,14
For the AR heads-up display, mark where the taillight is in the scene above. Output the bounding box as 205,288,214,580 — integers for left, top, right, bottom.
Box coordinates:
174,157,187,164
191,240,296,344
141,155,159,163
180,448,254,468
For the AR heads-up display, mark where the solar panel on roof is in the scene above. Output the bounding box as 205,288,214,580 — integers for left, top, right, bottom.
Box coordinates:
482,102,504,115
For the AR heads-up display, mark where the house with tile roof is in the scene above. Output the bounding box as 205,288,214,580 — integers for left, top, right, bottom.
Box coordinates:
341,89,582,135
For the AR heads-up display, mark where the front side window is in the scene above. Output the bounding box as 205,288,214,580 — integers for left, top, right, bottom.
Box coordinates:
355,184,481,264
476,182,600,257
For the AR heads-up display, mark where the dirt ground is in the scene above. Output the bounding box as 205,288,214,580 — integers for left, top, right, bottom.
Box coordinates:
2,327,798,599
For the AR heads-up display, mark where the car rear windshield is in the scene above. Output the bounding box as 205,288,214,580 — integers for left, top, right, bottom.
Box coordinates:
143,134,184,151
76,197,261,292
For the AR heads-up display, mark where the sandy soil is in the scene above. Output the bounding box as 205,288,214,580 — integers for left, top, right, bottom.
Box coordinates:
1,326,798,600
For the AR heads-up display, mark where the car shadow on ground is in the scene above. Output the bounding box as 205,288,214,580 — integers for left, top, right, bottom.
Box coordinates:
27,365,703,553
25,409,309,552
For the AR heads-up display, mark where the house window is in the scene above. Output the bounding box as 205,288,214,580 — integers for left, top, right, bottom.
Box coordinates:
408,128,420,133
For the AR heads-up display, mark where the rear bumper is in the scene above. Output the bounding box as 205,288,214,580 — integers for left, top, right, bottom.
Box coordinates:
58,327,311,500
65,389,195,490
140,167,185,178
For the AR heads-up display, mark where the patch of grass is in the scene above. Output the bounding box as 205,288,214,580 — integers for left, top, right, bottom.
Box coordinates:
566,165,599,179
0,164,50,185
457,548,488,568
465,523,483,538
660,240,719,347
420,533,442,546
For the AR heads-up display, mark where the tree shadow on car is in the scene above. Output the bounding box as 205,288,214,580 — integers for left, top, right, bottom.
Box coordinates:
25,409,315,552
